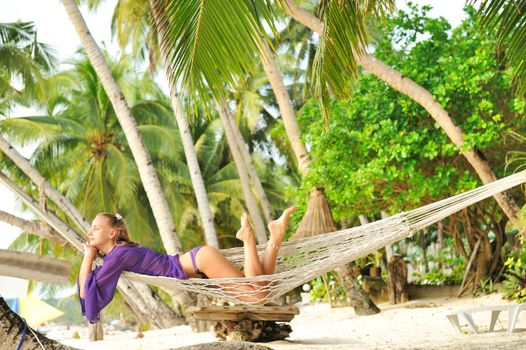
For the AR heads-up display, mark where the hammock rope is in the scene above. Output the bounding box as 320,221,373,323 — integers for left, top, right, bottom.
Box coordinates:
2,170,525,305
123,170,526,304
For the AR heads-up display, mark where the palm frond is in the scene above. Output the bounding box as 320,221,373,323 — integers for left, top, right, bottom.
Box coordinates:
314,0,395,117
476,0,526,96
151,0,277,111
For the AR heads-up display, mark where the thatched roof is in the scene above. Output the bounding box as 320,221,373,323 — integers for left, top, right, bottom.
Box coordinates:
293,187,337,238
0,249,71,284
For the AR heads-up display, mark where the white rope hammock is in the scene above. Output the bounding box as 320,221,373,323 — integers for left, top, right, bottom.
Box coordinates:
123,170,526,304
2,170,525,305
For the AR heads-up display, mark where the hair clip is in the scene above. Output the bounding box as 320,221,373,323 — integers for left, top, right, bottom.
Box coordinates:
115,213,123,220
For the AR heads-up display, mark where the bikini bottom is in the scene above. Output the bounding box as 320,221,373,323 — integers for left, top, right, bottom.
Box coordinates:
189,246,209,279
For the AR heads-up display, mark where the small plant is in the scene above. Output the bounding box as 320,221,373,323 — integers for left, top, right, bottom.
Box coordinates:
502,245,526,302
412,261,465,286
478,277,496,295
309,272,347,305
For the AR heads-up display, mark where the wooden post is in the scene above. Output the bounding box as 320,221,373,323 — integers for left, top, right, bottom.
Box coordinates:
88,322,103,341
387,255,409,304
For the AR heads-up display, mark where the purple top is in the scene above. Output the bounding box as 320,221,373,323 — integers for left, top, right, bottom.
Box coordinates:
78,244,188,323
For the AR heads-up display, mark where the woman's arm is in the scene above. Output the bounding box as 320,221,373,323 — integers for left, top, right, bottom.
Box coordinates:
78,243,97,299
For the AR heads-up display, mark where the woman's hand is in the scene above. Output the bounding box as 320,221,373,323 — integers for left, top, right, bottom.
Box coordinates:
83,242,97,260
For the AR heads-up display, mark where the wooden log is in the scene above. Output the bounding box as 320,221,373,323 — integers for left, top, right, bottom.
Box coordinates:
187,305,299,322
0,249,71,284
186,305,298,342
213,320,292,342
387,255,409,304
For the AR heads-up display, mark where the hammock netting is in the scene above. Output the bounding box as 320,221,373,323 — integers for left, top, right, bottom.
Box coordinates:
2,170,525,305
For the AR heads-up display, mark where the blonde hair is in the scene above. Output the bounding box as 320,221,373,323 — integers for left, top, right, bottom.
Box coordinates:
96,212,136,246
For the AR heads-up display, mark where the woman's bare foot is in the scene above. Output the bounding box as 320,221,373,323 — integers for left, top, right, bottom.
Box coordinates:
236,213,255,244
268,206,296,245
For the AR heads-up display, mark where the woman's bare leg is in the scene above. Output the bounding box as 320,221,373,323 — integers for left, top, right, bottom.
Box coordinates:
261,206,296,275
178,213,268,303
235,213,263,277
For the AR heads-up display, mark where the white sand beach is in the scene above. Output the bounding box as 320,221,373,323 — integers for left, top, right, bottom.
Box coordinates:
50,292,525,350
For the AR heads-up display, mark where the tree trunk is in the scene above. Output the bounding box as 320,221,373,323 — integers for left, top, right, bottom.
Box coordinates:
380,212,395,262
117,278,185,328
335,264,380,315
148,0,219,248
62,0,182,254
387,255,409,304
259,40,310,177
0,209,69,247
224,109,273,222
0,135,90,235
0,172,85,251
0,297,78,350
0,249,70,284
0,171,184,331
280,0,521,226
217,100,267,244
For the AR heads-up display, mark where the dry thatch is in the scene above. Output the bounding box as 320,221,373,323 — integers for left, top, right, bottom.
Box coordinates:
293,187,337,238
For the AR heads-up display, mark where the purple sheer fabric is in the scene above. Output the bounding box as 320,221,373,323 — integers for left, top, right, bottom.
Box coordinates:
78,244,188,323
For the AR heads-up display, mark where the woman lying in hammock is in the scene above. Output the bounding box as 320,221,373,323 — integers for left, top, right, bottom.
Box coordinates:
78,207,296,323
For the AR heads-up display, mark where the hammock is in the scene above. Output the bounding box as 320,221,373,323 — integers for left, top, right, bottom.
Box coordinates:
2,170,525,305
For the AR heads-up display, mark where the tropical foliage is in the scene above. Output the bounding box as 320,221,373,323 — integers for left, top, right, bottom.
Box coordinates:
289,5,525,297
0,21,57,115
296,5,524,220
2,1,526,308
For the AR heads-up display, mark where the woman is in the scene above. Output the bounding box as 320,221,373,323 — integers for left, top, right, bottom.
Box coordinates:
78,207,296,323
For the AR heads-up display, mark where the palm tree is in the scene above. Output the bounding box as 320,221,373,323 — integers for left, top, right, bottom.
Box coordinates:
0,21,56,115
280,0,521,226
0,55,187,330
62,0,182,254
110,0,273,242
2,54,184,249
217,100,267,243
474,1,526,97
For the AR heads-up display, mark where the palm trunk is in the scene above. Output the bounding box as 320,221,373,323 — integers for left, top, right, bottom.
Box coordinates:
0,135,90,234
0,158,184,330
259,41,310,177
0,249,70,284
218,100,268,244
337,215,380,315
358,55,520,222
281,0,520,225
148,0,219,248
0,210,69,246
224,109,273,222
335,264,380,315
62,0,182,254
0,297,77,350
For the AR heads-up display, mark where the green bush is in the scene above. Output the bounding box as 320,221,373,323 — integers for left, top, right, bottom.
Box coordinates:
502,244,526,302
412,261,465,286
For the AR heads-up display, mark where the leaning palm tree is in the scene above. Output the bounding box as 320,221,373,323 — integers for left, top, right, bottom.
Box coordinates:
280,0,522,227
0,56,187,329
109,0,271,243
1,55,183,249
61,0,182,254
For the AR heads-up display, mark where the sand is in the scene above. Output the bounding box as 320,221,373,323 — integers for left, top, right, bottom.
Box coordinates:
50,293,525,350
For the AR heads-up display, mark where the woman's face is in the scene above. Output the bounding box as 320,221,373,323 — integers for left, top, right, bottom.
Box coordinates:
88,215,115,249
